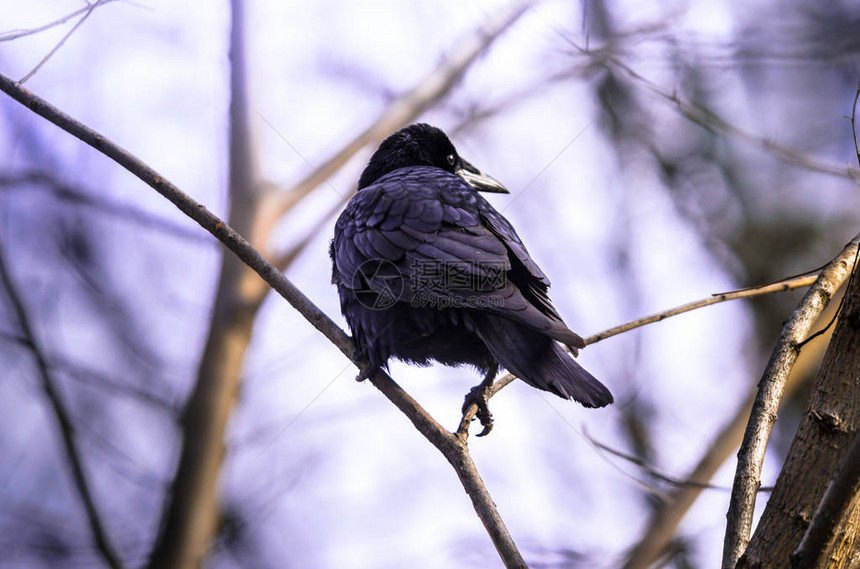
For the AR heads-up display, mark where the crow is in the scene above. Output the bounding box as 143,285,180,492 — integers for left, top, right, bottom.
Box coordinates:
330,123,612,434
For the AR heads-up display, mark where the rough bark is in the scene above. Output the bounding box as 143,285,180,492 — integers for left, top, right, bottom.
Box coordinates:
739,257,860,568
791,430,860,568
622,286,835,569
723,236,860,568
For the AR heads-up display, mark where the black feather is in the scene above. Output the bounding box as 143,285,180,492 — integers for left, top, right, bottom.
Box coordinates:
331,123,612,409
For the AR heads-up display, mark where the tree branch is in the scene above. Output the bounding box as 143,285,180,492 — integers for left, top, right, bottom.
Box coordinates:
261,0,534,265
0,243,124,569
56,355,179,414
458,272,820,436
738,244,860,568
147,0,265,564
0,169,211,243
621,321,825,569
19,0,111,84
589,274,819,344
0,0,119,42
722,233,860,569
561,38,860,182
0,71,527,568
587,433,762,493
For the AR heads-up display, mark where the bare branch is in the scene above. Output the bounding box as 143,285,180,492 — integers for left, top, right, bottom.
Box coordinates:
259,0,534,251
459,272,820,436
587,434,764,493
621,332,823,569
269,75,537,273
56,355,179,413
19,0,112,84
562,39,860,182
1,71,323,338
0,71,527,568
272,194,347,271
777,96,860,567
620,263,845,569
0,243,124,569
0,0,120,42
589,274,818,344
147,0,263,564
0,169,211,243
853,79,860,175
722,233,860,569
727,82,860,568
739,242,860,567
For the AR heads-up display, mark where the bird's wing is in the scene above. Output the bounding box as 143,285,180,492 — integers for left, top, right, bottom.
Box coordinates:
333,167,505,285
474,200,581,336
332,167,584,349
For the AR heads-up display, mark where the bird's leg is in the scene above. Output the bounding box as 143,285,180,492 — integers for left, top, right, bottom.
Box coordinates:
352,342,378,382
355,359,379,382
461,363,499,437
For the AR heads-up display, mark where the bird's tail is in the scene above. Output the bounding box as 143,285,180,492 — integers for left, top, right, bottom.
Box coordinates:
473,316,613,408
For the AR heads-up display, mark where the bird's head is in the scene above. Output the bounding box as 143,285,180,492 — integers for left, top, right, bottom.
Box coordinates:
357,123,509,194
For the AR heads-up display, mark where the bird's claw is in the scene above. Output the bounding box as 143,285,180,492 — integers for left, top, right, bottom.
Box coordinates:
462,384,494,437
355,361,376,382
476,419,494,437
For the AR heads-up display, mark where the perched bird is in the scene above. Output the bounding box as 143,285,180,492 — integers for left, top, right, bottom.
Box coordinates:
331,123,612,434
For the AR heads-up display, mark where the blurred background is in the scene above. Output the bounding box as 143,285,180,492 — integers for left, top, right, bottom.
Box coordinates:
1,0,859,567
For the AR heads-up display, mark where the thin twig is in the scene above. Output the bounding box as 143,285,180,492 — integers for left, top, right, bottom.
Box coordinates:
721,233,860,569
852,79,860,170
587,435,770,493
561,39,860,182
0,0,119,42
19,0,110,84
0,243,124,569
458,272,819,436
589,274,818,344
797,247,859,350
56,356,178,414
0,169,211,243
0,71,527,568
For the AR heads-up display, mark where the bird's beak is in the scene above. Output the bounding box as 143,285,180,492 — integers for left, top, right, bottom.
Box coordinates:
456,159,509,194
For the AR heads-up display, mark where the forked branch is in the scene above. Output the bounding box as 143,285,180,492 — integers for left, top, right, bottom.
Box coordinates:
459,272,819,436
721,233,860,568
0,71,527,569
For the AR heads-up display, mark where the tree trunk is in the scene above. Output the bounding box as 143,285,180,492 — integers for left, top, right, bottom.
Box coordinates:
146,1,259,567
143,3,533,566
739,259,860,568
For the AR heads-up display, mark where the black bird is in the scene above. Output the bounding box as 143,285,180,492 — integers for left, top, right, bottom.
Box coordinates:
331,124,612,434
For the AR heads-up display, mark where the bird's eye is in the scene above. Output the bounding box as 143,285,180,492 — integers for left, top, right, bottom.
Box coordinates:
446,154,456,167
